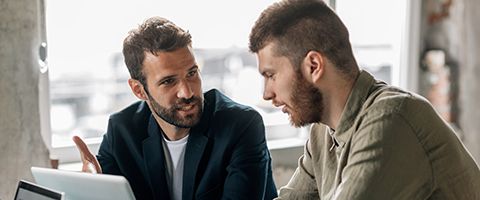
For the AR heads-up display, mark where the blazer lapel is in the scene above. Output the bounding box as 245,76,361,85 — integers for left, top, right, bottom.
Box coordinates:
143,115,170,200
182,98,212,200
182,130,208,200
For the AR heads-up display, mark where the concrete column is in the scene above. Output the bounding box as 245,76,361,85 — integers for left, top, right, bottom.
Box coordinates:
0,0,50,199
420,0,480,163
460,0,480,163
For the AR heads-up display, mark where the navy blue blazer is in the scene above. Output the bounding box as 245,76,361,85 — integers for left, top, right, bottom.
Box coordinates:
97,89,277,200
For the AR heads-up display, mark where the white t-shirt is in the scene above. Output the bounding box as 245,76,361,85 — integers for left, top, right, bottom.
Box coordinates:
161,134,189,200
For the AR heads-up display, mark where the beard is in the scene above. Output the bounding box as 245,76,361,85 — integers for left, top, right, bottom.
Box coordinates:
147,92,203,128
289,73,324,127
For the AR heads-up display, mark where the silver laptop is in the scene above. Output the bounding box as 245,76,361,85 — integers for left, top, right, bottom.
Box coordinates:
31,167,136,200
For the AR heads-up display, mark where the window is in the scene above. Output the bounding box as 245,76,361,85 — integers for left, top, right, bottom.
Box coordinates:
336,0,408,86
46,0,418,163
46,0,298,162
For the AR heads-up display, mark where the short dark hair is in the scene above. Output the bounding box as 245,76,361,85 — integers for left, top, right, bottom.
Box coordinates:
123,17,192,87
249,0,358,77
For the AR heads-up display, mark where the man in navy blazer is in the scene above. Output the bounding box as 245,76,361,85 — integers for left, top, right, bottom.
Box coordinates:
73,17,277,200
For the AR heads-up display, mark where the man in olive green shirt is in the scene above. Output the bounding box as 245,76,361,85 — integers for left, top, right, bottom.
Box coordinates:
249,0,480,199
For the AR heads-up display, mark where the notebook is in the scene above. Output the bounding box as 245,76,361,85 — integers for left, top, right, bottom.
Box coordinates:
31,167,136,200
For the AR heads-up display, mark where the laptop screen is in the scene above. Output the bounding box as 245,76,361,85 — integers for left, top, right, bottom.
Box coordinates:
14,180,63,200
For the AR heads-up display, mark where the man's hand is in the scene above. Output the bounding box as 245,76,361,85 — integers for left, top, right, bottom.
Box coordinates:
72,136,102,173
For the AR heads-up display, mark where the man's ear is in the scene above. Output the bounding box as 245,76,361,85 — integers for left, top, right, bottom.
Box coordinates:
302,50,325,83
128,79,148,100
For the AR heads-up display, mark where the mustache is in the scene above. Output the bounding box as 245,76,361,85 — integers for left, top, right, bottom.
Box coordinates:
173,96,202,109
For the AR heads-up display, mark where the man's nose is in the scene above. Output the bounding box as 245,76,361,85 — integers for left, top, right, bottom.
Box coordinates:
177,80,194,99
263,84,274,101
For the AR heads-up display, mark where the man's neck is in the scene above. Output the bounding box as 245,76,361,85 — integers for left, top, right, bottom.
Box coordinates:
323,73,358,130
154,115,190,141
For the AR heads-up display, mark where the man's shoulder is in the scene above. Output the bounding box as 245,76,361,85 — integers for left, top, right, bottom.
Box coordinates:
103,101,150,142
202,89,266,143
362,85,430,116
204,89,260,118
109,101,151,123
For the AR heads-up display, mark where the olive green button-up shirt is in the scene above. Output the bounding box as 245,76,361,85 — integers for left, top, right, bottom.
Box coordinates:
277,71,480,200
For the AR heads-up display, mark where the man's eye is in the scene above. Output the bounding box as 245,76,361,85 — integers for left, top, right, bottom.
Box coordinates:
160,79,175,85
265,73,274,79
187,70,197,77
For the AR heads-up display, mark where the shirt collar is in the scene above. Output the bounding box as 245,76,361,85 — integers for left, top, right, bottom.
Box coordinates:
331,70,376,146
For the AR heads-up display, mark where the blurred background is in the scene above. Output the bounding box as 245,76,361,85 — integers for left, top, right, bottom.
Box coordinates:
2,0,480,199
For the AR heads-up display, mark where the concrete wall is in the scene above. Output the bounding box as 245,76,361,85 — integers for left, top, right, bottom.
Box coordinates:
459,0,480,162
0,0,50,199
